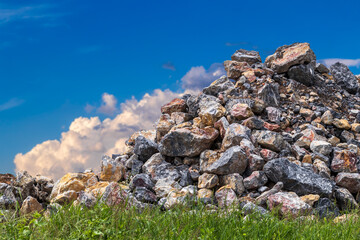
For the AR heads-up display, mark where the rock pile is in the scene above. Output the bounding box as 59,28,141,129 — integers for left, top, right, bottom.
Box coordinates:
2,42,360,221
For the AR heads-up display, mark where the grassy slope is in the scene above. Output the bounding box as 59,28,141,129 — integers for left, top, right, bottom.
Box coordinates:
1,203,360,240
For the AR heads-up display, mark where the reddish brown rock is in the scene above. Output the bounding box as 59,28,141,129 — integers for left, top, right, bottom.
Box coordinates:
260,149,279,161
268,192,312,217
161,98,187,115
224,61,251,79
20,196,43,215
230,103,253,120
265,42,316,73
215,185,239,208
0,174,15,185
335,173,360,194
331,149,357,173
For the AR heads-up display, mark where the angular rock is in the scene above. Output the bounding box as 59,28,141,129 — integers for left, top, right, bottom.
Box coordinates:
219,173,245,195
215,185,239,208
155,114,175,142
266,107,281,123
288,64,315,86
230,103,253,120
264,158,334,197
242,117,264,130
330,62,359,94
198,100,226,126
331,149,357,173
142,153,181,182
321,110,333,125
134,136,158,161
159,127,219,157
100,155,126,182
258,83,280,107
335,173,360,194
153,178,182,199
314,198,340,219
248,154,265,172
265,42,316,73
243,171,268,190
164,186,197,209
214,117,230,138
257,130,286,152
200,146,247,175
203,76,234,96
133,187,157,203
20,196,43,215
316,63,329,74
267,192,312,217
197,188,214,204
334,187,358,210
231,49,261,64
77,191,96,208
161,98,187,115
310,141,332,156
242,202,269,215
224,61,251,79
129,174,155,191
333,119,351,130
0,174,15,185
255,182,283,206
198,173,219,189
313,159,331,179
300,194,320,207
221,123,251,150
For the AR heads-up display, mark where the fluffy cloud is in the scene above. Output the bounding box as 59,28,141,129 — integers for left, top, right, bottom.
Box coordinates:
97,93,118,115
181,63,226,90
0,98,24,111
14,62,227,180
14,89,183,180
320,58,360,68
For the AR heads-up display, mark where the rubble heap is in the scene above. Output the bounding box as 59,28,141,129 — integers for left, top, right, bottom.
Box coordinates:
2,42,360,221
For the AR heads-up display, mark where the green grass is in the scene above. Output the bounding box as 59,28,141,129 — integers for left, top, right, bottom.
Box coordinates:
1,203,360,240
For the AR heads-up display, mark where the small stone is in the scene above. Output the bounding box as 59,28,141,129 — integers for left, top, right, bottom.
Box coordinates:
214,117,229,138
215,185,239,208
300,194,320,207
335,173,360,194
334,214,359,224
77,191,96,208
313,159,331,179
310,141,332,156
267,192,312,217
331,149,357,173
129,174,155,191
20,196,43,215
328,136,340,146
161,98,187,115
243,171,268,190
203,76,234,96
321,110,333,125
171,112,191,125
230,103,254,120
198,173,219,189
153,178,182,199
155,114,175,142
300,108,315,121
257,83,280,107
257,130,286,152
142,153,181,182
197,188,214,204
351,123,360,133
165,186,197,209
198,100,226,126
248,154,265,172
316,63,329,74
219,173,245,195
260,149,279,161
242,117,264,130
341,130,354,142
231,49,261,64
266,107,282,123
302,154,312,164
333,119,351,130
242,202,269,216
133,187,157,203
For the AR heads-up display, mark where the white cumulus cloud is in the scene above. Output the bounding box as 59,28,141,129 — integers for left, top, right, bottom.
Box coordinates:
97,93,118,115
181,63,226,90
14,89,183,180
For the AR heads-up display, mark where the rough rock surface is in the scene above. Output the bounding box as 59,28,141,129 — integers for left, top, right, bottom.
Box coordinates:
264,159,334,197
4,42,360,220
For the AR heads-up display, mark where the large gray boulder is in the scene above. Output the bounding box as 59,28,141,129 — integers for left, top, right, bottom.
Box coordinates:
264,158,335,197
330,62,359,94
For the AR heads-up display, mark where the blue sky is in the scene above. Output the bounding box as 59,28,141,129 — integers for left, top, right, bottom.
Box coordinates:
1,0,360,176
